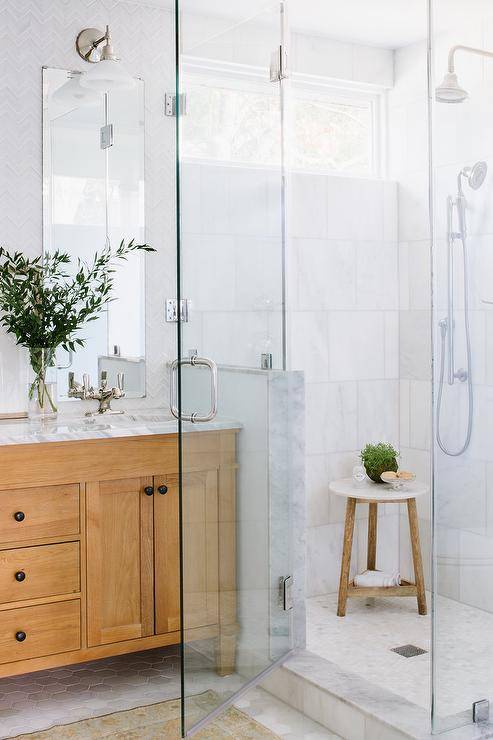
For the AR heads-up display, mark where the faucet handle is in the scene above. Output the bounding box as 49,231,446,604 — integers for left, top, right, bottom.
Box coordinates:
117,372,124,392
83,374,90,393
68,372,75,390
100,370,108,389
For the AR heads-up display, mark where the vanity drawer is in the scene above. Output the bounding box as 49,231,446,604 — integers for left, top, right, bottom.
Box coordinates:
0,600,80,664
0,484,80,543
0,543,80,604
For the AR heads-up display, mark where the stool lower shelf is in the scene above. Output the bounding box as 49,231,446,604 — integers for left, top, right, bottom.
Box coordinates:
347,579,417,598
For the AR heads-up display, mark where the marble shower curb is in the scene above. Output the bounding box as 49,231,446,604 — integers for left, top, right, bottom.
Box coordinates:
261,650,493,740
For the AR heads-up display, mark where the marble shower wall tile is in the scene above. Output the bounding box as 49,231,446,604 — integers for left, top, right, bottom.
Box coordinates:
389,39,433,600
288,172,400,597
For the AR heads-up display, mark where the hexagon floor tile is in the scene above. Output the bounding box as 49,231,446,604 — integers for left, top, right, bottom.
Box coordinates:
0,645,245,739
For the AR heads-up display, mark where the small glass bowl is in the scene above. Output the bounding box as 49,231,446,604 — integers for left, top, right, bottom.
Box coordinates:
380,471,416,490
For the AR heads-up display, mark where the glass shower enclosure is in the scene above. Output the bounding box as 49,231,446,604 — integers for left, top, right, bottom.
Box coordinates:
173,1,292,735
431,0,493,733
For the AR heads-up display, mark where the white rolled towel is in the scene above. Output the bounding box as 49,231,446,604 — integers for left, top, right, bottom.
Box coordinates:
353,570,401,588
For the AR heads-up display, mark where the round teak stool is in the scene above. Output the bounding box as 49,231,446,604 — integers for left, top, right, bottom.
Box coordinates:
329,477,428,617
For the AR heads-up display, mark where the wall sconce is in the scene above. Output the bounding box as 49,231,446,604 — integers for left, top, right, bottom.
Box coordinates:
76,25,135,92
51,71,101,108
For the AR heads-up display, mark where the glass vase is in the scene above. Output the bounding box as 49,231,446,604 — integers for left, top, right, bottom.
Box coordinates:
28,348,58,420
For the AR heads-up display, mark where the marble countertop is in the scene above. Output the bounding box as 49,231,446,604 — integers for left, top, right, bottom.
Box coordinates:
0,409,242,446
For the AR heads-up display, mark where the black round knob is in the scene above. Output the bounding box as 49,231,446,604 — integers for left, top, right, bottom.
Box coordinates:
14,512,25,522
144,486,154,496
15,571,25,582
15,631,26,642
158,485,168,495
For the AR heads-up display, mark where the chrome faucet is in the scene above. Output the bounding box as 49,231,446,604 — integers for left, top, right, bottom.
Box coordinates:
68,370,125,416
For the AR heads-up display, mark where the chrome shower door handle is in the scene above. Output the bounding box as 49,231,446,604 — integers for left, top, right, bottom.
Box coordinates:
170,355,218,423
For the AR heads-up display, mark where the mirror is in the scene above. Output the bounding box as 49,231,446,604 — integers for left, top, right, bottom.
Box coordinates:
42,67,146,399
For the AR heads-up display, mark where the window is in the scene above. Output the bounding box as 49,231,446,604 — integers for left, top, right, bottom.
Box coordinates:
289,86,377,176
181,76,282,167
180,63,382,177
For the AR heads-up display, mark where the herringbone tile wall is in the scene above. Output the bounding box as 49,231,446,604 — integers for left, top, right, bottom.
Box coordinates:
0,0,177,413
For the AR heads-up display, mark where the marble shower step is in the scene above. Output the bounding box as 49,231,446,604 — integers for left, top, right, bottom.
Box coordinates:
260,650,493,740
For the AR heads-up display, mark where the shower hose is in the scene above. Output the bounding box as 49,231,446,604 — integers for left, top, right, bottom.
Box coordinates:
436,234,473,456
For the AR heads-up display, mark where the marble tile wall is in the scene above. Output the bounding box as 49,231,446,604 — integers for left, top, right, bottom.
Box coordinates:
429,4,493,613
391,4,493,612
179,163,284,369
181,366,305,664
288,173,401,597
387,37,433,588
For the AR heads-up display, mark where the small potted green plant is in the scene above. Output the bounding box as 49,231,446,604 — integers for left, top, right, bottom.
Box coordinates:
360,442,399,483
0,239,154,419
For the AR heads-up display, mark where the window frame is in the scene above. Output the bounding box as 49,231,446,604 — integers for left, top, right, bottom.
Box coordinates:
180,57,386,179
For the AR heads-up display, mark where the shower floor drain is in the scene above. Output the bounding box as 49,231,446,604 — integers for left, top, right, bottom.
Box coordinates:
391,644,427,658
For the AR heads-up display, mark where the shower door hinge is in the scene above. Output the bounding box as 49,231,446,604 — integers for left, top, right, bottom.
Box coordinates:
473,699,489,723
165,93,187,117
270,45,288,82
166,298,190,323
278,575,294,611
100,123,114,149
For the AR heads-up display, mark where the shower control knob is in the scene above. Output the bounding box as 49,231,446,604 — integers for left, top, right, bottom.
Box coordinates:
15,571,25,582
14,511,25,522
144,486,154,496
158,485,168,495
15,631,26,642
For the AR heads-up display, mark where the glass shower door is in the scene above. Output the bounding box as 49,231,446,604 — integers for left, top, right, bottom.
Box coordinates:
174,1,291,735
431,0,493,732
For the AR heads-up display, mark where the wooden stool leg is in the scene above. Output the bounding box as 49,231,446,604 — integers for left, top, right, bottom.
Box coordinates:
337,497,356,617
407,498,427,615
367,502,378,570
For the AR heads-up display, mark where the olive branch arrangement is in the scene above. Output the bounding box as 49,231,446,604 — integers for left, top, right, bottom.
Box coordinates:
0,239,155,413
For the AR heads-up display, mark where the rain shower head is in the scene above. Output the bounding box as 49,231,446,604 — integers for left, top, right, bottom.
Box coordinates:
436,44,493,104
458,161,487,194
435,71,468,103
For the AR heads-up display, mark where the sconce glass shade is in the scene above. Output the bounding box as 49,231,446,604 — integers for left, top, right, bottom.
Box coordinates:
80,59,135,93
52,74,101,107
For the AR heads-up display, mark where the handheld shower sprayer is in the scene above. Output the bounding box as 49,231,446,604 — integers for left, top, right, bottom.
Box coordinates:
436,161,487,456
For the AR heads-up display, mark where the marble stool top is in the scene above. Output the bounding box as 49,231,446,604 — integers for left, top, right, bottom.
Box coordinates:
329,477,429,501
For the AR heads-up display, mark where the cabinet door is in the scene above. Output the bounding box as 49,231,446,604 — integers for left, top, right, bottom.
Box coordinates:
154,469,219,635
86,477,154,647
154,475,180,635
183,469,219,630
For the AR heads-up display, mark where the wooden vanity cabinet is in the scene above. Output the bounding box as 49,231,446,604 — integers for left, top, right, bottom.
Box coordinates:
86,476,156,647
0,430,238,678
